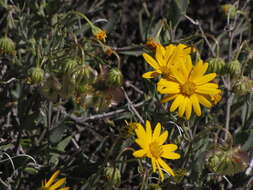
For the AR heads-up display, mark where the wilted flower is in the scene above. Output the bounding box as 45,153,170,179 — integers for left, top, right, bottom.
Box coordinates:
133,120,180,181
206,146,249,176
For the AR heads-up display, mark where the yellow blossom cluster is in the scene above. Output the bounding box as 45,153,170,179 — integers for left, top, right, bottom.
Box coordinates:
142,44,222,120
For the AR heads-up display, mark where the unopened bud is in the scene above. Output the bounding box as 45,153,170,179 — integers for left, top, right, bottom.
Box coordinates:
63,59,78,73
0,36,15,55
107,68,123,87
225,60,241,76
103,166,121,187
233,76,253,96
28,67,44,84
207,58,225,74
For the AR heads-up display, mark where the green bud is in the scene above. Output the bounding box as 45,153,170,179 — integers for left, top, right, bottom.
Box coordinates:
62,59,78,73
221,4,237,19
107,68,123,87
206,146,249,176
0,36,16,55
207,57,225,74
103,166,121,187
73,64,96,85
225,60,241,76
233,76,253,96
28,67,45,84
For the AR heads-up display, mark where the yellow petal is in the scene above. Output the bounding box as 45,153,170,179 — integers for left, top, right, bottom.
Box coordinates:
161,94,177,103
153,123,161,140
59,188,70,190
171,66,186,84
45,170,60,188
190,94,201,116
156,160,165,181
142,71,161,78
134,123,146,139
196,94,212,108
133,149,147,158
162,144,178,152
193,73,216,85
185,97,192,120
157,130,168,145
135,138,146,149
164,45,175,64
195,83,220,95
190,60,208,79
170,94,184,112
49,178,66,190
178,97,186,117
161,152,181,160
151,157,157,172
146,120,152,143
143,53,160,70
157,158,175,176
156,45,166,67
157,79,180,94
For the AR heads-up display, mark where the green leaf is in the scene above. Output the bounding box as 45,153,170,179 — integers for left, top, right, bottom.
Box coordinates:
56,135,72,152
168,0,189,27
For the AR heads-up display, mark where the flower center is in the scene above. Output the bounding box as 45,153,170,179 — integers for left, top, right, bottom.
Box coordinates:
149,141,162,158
181,81,196,96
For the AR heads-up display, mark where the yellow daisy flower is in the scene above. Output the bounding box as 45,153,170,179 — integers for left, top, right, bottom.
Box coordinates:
38,170,69,190
157,59,221,120
133,120,180,181
142,44,195,79
94,30,107,42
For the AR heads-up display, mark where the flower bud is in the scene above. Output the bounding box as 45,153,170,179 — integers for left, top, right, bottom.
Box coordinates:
73,64,96,85
233,76,253,96
107,68,123,87
0,36,16,55
28,67,44,84
207,58,225,74
62,59,78,73
206,146,249,176
103,166,121,187
225,60,241,76
221,4,237,19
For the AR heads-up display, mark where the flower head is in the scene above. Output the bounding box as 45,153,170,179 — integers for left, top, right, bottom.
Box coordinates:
94,29,107,42
38,170,69,190
142,44,195,79
145,38,161,51
157,59,221,120
133,120,180,181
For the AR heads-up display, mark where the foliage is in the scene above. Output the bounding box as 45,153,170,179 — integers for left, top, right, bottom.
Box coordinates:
0,0,253,189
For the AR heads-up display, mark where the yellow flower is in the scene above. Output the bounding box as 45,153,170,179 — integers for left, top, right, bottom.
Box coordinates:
157,59,221,120
94,30,107,42
133,120,180,181
142,44,195,79
38,170,69,190
210,91,222,105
